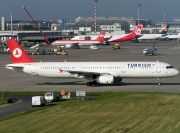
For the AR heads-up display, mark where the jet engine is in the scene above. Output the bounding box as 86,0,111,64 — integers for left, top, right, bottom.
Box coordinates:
65,44,72,48
95,75,114,84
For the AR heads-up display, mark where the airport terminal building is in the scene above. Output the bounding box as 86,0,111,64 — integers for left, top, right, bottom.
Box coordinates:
1,16,180,33
1,16,180,43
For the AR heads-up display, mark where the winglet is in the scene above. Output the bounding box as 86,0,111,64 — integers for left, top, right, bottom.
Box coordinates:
95,31,105,41
7,39,35,63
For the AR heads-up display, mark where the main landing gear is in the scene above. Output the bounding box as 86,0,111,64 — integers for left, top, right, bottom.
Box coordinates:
86,81,97,86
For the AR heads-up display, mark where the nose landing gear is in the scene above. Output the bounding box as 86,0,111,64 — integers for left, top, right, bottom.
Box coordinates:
157,78,161,86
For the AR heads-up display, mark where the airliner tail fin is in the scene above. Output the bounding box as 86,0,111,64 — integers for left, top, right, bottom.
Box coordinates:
7,39,35,63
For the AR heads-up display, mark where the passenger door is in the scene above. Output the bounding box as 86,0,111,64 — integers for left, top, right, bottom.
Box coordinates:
156,64,161,73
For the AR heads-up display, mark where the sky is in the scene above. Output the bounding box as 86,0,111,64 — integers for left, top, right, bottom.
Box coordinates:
0,0,179,22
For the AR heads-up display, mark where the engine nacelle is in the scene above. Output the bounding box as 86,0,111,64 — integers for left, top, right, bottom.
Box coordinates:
65,44,72,48
96,75,114,84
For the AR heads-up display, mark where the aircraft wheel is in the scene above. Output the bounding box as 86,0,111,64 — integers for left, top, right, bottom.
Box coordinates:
158,82,161,86
92,80,97,85
86,81,92,86
119,78,122,82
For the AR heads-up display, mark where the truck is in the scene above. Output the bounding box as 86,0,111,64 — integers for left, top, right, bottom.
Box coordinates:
48,48,68,55
24,49,39,55
32,96,46,107
44,92,60,102
24,48,46,55
112,43,120,50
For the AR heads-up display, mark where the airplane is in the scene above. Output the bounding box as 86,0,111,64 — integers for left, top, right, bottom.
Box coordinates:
71,34,112,41
138,25,170,41
51,31,105,49
108,24,143,43
165,33,180,41
71,34,112,45
5,39,179,86
143,43,156,56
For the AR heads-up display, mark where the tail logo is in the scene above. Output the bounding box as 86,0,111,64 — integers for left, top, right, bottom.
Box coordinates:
135,28,141,35
163,27,168,32
99,35,104,37
13,48,22,58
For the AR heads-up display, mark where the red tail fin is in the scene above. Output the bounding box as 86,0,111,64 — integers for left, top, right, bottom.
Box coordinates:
95,31,105,41
7,39,35,63
129,24,143,36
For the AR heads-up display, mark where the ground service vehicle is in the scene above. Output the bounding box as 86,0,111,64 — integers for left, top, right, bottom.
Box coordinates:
44,92,60,102
112,43,120,50
32,96,46,107
49,48,68,55
114,44,120,49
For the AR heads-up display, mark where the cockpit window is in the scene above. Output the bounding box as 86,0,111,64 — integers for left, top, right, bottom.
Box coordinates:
166,66,174,69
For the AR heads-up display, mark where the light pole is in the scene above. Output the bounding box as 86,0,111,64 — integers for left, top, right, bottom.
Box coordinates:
137,3,141,25
164,7,166,26
11,14,13,37
94,0,98,32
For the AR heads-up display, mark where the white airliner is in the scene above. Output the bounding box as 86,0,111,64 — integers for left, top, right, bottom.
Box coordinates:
51,31,105,49
71,34,112,45
138,25,170,41
166,33,180,41
5,39,179,86
71,34,112,41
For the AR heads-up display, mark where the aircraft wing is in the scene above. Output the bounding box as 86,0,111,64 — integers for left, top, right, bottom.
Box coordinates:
162,34,168,37
71,42,79,46
62,69,111,79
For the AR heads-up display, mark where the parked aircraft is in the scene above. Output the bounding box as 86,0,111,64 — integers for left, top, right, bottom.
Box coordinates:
138,25,170,41
5,39,179,86
71,34,112,41
108,24,143,43
143,43,156,56
51,31,105,49
166,33,180,41
71,34,112,45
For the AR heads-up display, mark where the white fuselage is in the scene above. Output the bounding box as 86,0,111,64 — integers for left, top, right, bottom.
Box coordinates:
5,62,179,79
167,33,180,40
138,34,163,40
51,40,102,46
71,35,111,41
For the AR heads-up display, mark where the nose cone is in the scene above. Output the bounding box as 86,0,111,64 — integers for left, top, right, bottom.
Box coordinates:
174,69,179,76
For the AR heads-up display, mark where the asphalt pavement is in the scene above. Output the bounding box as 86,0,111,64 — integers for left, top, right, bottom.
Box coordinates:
0,41,180,118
